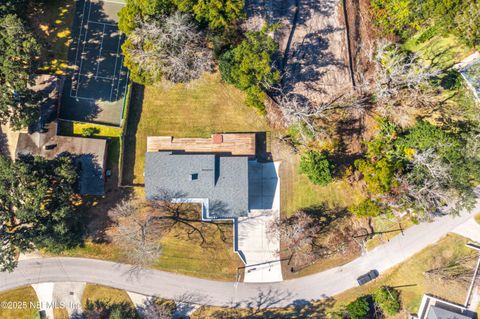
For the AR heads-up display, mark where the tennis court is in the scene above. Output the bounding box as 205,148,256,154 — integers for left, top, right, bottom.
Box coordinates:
60,0,128,126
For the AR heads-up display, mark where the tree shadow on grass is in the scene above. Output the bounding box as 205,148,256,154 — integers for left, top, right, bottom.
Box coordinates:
201,288,337,318
122,83,145,186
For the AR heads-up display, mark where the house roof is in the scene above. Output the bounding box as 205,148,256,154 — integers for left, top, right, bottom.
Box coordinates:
427,306,472,319
145,152,249,218
13,75,107,196
16,129,107,196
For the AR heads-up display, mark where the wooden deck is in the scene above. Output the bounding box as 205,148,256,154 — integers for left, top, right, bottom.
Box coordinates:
147,133,256,156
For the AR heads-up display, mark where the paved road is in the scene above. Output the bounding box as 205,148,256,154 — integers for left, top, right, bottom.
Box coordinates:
1,206,479,307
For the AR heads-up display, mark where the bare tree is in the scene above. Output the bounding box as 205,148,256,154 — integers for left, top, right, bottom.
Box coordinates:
124,12,213,84
267,210,356,268
425,254,477,285
395,149,469,218
374,42,441,101
107,191,233,268
142,298,176,319
275,89,372,140
108,199,164,268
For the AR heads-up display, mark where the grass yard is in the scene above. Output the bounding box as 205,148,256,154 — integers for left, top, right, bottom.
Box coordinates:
124,73,365,214
475,213,480,224
27,0,76,74
154,221,243,280
333,234,475,315
366,216,416,251
123,73,271,185
51,201,243,281
403,33,473,68
53,307,69,319
277,147,365,215
0,286,40,319
82,284,133,309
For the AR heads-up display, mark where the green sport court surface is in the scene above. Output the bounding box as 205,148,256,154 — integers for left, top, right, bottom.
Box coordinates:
60,0,129,127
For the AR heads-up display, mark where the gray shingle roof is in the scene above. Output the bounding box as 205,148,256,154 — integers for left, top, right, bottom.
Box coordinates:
427,306,472,319
145,152,249,218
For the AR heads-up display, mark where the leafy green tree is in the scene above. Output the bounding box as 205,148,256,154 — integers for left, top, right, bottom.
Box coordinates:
370,0,416,37
219,27,279,112
373,286,401,316
300,151,334,186
0,155,82,271
349,199,383,218
346,296,371,319
355,157,400,194
0,13,41,129
175,0,244,29
118,0,176,34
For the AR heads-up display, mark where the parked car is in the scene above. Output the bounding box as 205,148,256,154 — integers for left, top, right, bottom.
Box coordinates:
357,269,379,285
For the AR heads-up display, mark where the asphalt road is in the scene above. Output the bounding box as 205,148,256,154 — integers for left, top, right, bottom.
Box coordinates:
1,206,478,307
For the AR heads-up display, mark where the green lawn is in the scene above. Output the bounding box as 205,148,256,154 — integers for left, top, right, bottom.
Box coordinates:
403,33,473,68
82,284,134,309
124,73,365,214
123,73,271,185
0,286,40,319
50,204,243,281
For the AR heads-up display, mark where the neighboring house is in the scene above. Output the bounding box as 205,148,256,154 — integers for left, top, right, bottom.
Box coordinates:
413,294,476,319
457,52,480,100
145,133,283,283
3,75,107,196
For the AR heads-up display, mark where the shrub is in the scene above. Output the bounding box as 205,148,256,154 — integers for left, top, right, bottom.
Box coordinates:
219,27,279,112
349,199,383,218
373,286,401,316
354,158,399,194
82,127,100,137
300,151,334,186
346,296,371,319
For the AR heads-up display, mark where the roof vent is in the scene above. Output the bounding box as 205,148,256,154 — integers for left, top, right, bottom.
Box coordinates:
190,173,199,181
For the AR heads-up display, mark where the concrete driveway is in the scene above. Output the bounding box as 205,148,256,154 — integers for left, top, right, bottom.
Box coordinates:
238,161,283,283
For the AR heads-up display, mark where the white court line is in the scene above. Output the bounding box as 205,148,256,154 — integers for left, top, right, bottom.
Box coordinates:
109,31,123,102
113,56,125,102
95,23,107,78
88,20,117,27
77,74,115,81
74,1,93,97
92,0,127,5
69,0,89,97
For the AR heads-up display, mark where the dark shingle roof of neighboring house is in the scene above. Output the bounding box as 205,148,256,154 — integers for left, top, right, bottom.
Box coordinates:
427,306,472,319
16,130,107,196
14,75,107,196
145,152,249,218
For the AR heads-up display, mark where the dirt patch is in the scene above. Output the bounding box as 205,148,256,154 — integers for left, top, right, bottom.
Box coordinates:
245,0,354,104
344,0,377,86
